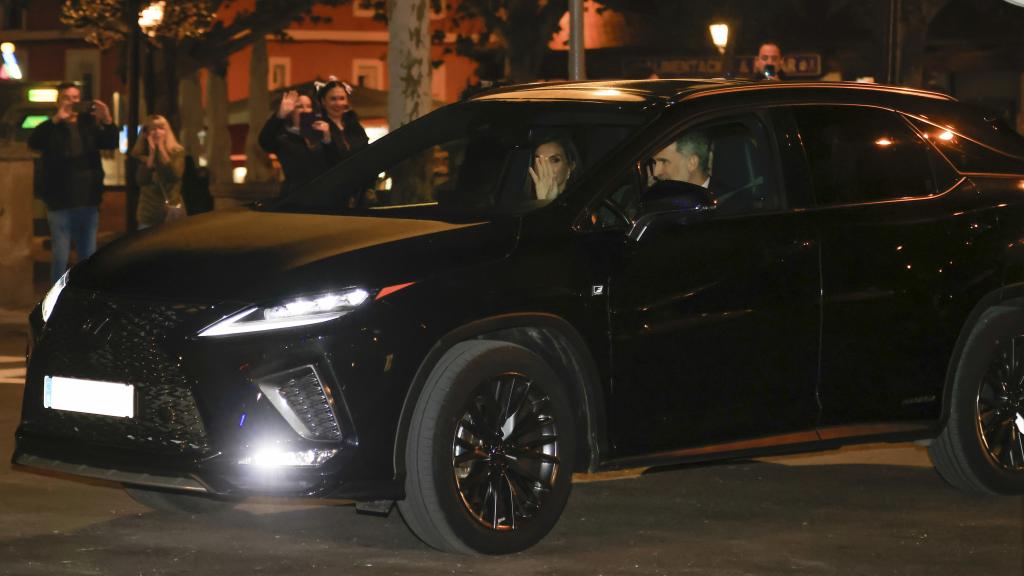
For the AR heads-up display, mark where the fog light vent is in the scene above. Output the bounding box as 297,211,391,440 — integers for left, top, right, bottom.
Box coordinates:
257,365,342,441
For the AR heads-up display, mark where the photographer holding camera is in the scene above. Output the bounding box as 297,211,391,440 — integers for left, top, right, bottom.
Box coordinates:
258,88,337,197
28,82,117,284
751,42,786,82
131,114,186,230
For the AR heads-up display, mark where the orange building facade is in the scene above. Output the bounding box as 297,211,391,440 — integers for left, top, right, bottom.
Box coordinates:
221,1,477,119
0,0,478,127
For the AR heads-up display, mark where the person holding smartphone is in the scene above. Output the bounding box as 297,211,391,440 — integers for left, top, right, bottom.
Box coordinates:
751,42,786,81
27,82,117,284
131,114,186,230
258,88,336,197
316,77,369,164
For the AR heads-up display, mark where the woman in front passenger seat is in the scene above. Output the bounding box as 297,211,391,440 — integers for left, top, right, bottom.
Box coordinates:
528,131,579,200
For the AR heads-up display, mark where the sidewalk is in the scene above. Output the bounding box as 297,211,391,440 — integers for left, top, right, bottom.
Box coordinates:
0,307,31,334
1,256,51,335
2,218,126,335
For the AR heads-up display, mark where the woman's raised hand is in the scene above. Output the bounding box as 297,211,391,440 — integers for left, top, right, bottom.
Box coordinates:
278,91,299,119
529,155,560,200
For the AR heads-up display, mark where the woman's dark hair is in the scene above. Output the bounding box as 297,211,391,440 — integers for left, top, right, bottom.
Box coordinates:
531,129,581,171
316,78,353,105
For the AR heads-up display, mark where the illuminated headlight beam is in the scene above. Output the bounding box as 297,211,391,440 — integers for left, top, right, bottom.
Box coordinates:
198,289,370,337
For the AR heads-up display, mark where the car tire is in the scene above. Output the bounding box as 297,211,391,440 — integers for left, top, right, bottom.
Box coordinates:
124,486,241,514
398,340,576,554
930,306,1024,494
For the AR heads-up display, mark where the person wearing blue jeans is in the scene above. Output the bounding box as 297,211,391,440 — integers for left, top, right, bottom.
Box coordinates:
45,207,99,285
28,82,117,284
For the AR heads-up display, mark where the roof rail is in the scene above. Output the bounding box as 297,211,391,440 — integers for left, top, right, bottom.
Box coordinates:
678,81,955,103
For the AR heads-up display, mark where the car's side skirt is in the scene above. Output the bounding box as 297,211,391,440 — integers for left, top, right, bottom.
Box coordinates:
598,421,937,471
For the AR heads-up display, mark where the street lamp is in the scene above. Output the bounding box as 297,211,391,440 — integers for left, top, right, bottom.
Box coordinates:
138,1,166,36
709,23,729,77
0,42,23,80
709,23,729,55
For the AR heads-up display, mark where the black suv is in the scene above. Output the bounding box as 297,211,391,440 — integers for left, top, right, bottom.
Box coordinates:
14,80,1024,554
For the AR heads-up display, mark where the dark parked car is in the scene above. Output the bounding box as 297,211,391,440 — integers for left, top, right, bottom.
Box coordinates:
14,79,1024,554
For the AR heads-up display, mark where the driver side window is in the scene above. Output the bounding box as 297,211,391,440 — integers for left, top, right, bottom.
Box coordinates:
598,114,774,222
596,114,781,224
651,116,779,217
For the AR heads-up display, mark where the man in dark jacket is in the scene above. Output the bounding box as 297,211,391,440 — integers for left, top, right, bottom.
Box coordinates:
28,82,118,284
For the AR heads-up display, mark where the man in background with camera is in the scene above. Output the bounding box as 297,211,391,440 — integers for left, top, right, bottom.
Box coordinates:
752,42,786,81
28,82,117,284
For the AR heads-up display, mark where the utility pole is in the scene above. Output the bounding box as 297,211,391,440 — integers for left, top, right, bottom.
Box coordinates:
124,0,141,232
568,0,586,81
886,0,901,85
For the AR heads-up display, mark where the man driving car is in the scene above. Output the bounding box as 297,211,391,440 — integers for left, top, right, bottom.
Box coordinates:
650,131,711,188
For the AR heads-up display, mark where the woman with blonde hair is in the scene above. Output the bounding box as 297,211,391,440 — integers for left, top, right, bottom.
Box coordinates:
131,114,186,229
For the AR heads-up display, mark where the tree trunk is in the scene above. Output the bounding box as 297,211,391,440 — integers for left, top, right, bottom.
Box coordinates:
387,0,434,204
178,70,203,159
206,66,234,189
387,0,433,129
505,0,568,83
245,39,274,183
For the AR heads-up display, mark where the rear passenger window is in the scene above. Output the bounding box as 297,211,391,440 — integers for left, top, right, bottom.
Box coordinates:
793,106,940,205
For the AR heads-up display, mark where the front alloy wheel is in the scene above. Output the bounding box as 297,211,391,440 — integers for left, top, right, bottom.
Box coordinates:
452,373,561,531
399,340,575,554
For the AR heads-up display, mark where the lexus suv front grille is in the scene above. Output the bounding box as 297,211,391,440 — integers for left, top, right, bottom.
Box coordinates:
25,290,214,455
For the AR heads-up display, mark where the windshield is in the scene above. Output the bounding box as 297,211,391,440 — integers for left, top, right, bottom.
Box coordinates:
273,101,651,218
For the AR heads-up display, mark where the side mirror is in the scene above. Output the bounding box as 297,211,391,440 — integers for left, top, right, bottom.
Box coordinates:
628,180,715,241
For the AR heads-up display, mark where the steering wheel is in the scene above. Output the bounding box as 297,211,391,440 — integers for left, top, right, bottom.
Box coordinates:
593,197,633,227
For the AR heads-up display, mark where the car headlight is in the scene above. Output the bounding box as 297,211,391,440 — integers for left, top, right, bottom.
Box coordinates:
41,270,70,323
197,288,370,337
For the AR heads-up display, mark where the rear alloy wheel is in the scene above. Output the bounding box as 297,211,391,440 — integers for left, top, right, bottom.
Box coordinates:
124,486,240,514
975,337,1024,472
931,307,1024,494
398,340,576,554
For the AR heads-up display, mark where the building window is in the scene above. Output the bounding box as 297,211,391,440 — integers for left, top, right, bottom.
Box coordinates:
353,2,375,18
2,1,26,30
269,57,291,90
353,59,384,90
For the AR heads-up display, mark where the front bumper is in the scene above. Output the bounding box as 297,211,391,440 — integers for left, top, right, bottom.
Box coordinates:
12,431,403,498
14,289,409,502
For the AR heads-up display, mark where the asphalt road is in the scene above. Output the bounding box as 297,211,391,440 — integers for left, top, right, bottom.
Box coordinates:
1,326,1022,575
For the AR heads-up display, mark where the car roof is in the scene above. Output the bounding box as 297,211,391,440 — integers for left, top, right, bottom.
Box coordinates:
469,79,956,106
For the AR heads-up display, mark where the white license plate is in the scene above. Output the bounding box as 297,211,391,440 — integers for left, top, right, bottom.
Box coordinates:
43,375,135,418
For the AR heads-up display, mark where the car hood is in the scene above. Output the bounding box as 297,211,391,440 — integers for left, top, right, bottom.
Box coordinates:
73,210,520,302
